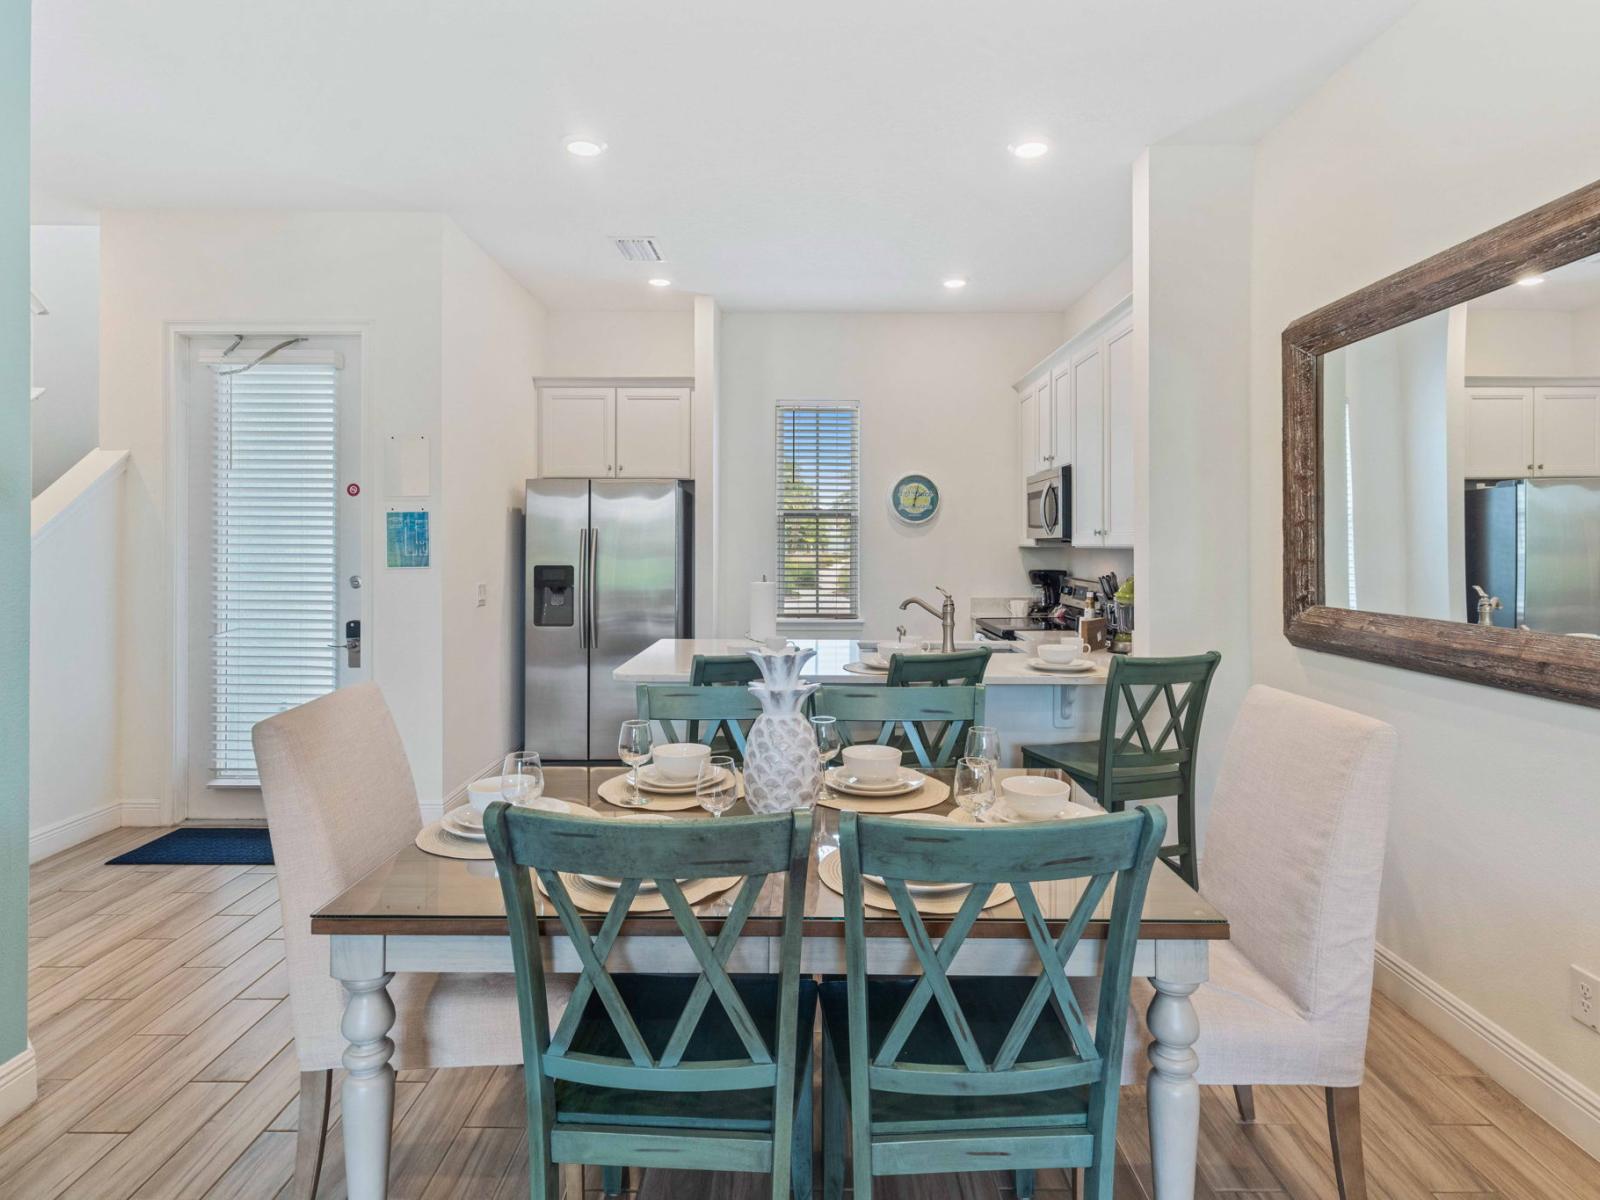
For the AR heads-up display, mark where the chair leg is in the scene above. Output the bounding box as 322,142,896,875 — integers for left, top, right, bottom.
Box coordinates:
601,1165,624,1196
821,1025,845,1200
1325,1086,1368,1200
1014,1167,1036,1198
293,1070,332,1200
1233,1084,1255,1123
790,1031,815,1200
1176,784,1199,889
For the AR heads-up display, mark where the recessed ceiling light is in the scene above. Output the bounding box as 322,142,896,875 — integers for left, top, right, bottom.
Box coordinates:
943,277,968,290
1516,275,1545,286
564,136,607,158
1008,140,1050,160
648,278,672,288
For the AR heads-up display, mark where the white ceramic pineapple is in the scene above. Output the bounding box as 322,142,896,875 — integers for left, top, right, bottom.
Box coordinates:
742,645,821,814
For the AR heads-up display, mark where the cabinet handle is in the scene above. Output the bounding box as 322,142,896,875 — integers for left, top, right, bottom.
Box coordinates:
1538,464,1544,470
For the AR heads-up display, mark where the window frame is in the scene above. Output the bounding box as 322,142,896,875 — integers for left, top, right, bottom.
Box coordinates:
774,399,862,625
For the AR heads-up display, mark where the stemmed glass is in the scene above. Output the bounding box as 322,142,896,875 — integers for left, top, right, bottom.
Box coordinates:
696,755,739,818
812,715,843,770
964,725,1001,767
500,752,544,808
953,755,998,824
617,719,653,807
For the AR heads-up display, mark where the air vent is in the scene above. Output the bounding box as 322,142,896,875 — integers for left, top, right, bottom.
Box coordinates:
612,236,665,263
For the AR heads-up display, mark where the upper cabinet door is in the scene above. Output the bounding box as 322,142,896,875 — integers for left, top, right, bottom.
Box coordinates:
615,386,693,478
1464,387,1534,478
1035,379,1055,470
1070,344,1106,545
1533,387,1600,477
1101,319,1136,547
540,387,614,478
1020,384,1040,478
1050,365,1073,468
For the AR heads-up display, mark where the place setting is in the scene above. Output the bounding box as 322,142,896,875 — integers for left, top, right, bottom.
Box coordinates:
815,743,949,813
416,751,588,860
1023,638,1100,676
596,721,746,811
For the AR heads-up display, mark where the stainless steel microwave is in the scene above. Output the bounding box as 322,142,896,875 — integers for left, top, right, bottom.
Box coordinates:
1024,466,1071,541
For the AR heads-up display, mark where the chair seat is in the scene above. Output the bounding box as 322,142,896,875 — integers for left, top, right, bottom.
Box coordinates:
820,977,1091,1134
556,974,818,1131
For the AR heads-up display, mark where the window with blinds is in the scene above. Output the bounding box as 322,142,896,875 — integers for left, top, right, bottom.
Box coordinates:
210,361,340,783
775,401,861,620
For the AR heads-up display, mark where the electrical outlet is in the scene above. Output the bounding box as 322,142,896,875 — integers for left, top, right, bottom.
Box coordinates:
1573,966,1600,1033
475,582,488,608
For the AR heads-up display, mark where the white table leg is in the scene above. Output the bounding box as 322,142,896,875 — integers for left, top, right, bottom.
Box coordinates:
1146,941,1205,1200
333,936,395,1200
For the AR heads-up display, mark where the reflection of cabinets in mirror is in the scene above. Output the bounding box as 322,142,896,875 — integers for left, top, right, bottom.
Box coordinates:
1465,385,1600,478
538,383,693,479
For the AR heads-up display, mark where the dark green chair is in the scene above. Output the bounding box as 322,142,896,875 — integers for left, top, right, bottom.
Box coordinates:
820,806,1166,1200
883,646,991,686
484,804,816,1200
813,684,985,769
1020,651,1221,889
636,682,764,763
689,653,764,755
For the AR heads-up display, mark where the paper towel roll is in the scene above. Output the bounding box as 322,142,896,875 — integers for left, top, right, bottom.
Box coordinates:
748,581,777,642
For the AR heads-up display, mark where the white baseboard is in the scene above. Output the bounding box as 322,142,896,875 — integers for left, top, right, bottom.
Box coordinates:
120,798,164,826
0,1044,38,1127
1375,944,1600,1160
29,798,167,862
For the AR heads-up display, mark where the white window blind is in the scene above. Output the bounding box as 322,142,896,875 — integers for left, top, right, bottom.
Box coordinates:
211,361,339,783
775,401,860,620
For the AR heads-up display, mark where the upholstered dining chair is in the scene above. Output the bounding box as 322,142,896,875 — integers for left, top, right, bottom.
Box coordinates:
1079,684,1397,1200
254,683,566,1200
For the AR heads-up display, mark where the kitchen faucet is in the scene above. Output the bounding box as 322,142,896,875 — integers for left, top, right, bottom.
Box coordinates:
1471,585,1503,625
900,587,956,653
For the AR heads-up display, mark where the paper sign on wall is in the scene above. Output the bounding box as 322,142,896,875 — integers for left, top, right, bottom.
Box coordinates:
386,509,431,568
385,434,431,497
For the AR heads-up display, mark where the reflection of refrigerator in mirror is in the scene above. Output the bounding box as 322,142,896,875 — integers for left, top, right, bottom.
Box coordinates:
1465,478,1600,634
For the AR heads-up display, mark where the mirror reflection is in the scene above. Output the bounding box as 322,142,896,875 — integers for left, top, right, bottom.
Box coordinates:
1322,254,1600,636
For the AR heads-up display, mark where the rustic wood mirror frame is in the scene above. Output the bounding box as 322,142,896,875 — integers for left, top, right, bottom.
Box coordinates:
1283,179,1600,709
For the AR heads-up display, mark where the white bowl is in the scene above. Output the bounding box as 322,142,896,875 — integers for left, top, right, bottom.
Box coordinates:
468,776,511,815
841,744,902,782
877,640,922,659
1000,775,1074,820
652,742,711,782
1037,641,1088,665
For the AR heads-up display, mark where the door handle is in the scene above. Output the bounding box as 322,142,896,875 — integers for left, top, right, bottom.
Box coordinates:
577,528,590,649
587,528,599,647
326,619,361,668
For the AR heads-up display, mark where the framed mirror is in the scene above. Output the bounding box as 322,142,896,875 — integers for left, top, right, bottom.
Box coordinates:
1283,179,1600,708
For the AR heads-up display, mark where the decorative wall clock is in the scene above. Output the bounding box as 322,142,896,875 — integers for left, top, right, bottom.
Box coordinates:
890,473,939,524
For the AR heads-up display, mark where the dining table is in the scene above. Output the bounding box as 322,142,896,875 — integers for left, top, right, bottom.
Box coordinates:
311,765,1229,1200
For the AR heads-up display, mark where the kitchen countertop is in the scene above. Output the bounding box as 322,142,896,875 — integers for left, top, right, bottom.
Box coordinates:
613,638,1111,686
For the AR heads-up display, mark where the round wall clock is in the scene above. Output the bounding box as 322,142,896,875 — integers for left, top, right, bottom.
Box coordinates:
890,473,940,524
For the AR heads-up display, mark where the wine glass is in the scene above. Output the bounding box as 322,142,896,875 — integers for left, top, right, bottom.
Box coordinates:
617,719,653,807
812,715,843,770
953,755,998,823
500,752,544,808
964,725,1000,767
696,755,738,819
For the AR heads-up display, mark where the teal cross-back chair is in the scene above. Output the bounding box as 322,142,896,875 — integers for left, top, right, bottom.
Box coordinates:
813,684,985,769
820,805,1166,1199
1021,651,1220,888
484,804,817,1200
883,646,990,686
635,682,765,763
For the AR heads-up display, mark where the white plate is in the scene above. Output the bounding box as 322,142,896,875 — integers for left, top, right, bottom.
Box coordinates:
441,808,488,841
448,804,485,830
825,766,925,797
842,660,889,675
635,763,731,793
1025,657,1097,674
949,798,1100,824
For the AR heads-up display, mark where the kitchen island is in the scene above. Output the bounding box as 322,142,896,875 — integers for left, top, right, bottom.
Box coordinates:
615,637,1108,758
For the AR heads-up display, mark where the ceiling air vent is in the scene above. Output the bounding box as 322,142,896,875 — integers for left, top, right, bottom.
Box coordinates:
612,236,665,263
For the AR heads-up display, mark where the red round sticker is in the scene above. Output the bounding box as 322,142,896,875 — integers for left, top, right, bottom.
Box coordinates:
347,483,360,497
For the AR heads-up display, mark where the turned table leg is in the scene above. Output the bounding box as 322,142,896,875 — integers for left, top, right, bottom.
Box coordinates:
334,936,396,1200
1146,941,1205,1200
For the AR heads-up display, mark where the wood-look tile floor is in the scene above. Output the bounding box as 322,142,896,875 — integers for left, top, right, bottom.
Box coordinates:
7,826,1598,1199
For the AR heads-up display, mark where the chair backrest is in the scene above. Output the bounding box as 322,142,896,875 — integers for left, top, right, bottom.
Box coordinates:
885,647,991,687
252,683,423,1069
635,683,765,760
813,684,986,767
1095,652,1221,791
485,807,812,1104
837,808,1164,1125
1203,685,1397,1024
690,653,763,686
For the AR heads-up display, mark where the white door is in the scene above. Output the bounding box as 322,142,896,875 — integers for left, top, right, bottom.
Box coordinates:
1020,386,1039,481
1035,379,1054,472
1050,364,1073,468
185,335,368,820
539,386,614,477
1101,319,1136,547
1533,387,1600,477
615,387,692,478
1071,344,1106,545
1464,387,1534,478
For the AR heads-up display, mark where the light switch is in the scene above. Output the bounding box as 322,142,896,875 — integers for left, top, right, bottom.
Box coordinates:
476,582,488,608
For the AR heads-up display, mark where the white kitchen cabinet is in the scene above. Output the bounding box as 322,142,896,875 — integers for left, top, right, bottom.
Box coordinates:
615,386,693,478
539,387,614,478
1532,386,1600,477
1020,377,1053,477
1463,388,1534,478
1050,365,1072,468
1070,343,1105,545
1020,385,1039,479
1101,318,1136,546
538,384,693,479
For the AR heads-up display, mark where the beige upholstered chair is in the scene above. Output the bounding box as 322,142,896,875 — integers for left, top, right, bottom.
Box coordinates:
1081,684,1397,1200
254,683,551,1200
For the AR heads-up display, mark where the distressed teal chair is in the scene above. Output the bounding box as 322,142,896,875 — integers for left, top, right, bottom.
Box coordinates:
635,682,765,763
820,806,1165,1200
883,646,990,686
484,804,817,1200
813,684,985,769
690,653,763,686
1021,651,1220,888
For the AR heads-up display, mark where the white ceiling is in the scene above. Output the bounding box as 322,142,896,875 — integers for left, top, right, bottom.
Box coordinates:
31,1,1415,311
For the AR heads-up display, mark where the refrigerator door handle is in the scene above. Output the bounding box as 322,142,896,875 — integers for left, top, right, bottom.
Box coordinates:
577,527,590,649
588,527,600,649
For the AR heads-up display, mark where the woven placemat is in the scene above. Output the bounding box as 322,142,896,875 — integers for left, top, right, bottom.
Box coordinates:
816,774,949,814
817,849,1013,915
595,770,743,811
415,821,494,860
534,870,741,914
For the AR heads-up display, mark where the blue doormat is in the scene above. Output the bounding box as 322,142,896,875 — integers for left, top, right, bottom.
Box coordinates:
109,827,274,866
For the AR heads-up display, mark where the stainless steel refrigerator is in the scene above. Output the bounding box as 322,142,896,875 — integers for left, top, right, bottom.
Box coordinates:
524,479,693,761
1464,478,1600,634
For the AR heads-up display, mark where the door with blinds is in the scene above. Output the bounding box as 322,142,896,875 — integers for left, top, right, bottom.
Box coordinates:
185,335,367,819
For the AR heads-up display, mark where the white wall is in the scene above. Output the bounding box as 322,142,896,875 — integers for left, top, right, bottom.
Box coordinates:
1247,0,1600,1147
29,225,99,496
1062,255,1132,344
439,222,545,795
1466,307,1578,376
716,312,1063,640
542,309,694,377
1575,302,1600,374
